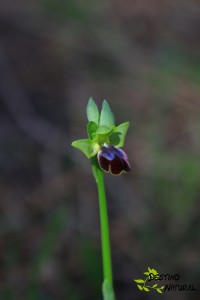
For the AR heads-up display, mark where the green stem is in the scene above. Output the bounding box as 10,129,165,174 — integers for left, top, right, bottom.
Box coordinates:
91,158,115,300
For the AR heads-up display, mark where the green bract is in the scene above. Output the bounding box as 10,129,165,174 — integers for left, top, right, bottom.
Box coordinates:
71,97,130,158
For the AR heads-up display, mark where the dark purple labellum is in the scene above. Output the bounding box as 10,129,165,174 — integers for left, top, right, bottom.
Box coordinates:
97,145,131,175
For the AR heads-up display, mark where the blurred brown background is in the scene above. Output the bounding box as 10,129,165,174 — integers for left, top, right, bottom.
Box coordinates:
0,1,200,299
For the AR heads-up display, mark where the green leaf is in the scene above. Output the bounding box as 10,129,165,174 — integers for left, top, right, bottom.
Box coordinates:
148,267,152,273
152,284,158,288
151,268,158,275
134,279,145,283
109,122,130,147
137,285,143,291
71,139,98,158
143,287,149,292
86,97,99,124
160,286,165,289
144,272,149,275
99,100,115,127
87,121,98,139
157,289,162,294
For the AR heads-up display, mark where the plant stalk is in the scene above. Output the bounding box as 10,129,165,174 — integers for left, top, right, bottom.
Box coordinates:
91,158,115,300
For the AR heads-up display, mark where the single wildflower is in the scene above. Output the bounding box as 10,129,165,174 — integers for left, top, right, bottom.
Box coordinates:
72,98,131,176
98,144,131,175
71,97,131,300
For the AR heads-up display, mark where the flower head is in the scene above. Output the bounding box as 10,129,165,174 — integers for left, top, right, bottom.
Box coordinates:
72,98,131,176
98,144,131,175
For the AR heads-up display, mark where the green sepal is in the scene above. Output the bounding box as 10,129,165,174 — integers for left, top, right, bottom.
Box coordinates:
71,139,98,158
87,121,98,139
109,122,130,147
86,97,100,124
99,100,115,127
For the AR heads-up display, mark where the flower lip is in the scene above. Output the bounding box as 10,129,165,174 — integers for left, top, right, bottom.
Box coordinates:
97,145,131,175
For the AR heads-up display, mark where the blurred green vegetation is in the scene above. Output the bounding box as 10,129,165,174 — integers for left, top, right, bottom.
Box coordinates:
41,0,91,22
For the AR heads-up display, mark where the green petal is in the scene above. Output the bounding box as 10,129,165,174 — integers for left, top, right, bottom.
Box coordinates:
99,100,115,127
109,122,130,147
71,139,98,158
86,97,99,124
87,121,98,139
96,125,113,135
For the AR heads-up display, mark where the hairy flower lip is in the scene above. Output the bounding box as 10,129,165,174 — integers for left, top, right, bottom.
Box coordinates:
97,145,131,175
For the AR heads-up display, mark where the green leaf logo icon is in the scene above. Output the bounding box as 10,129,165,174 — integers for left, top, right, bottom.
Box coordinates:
134,268,165,294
